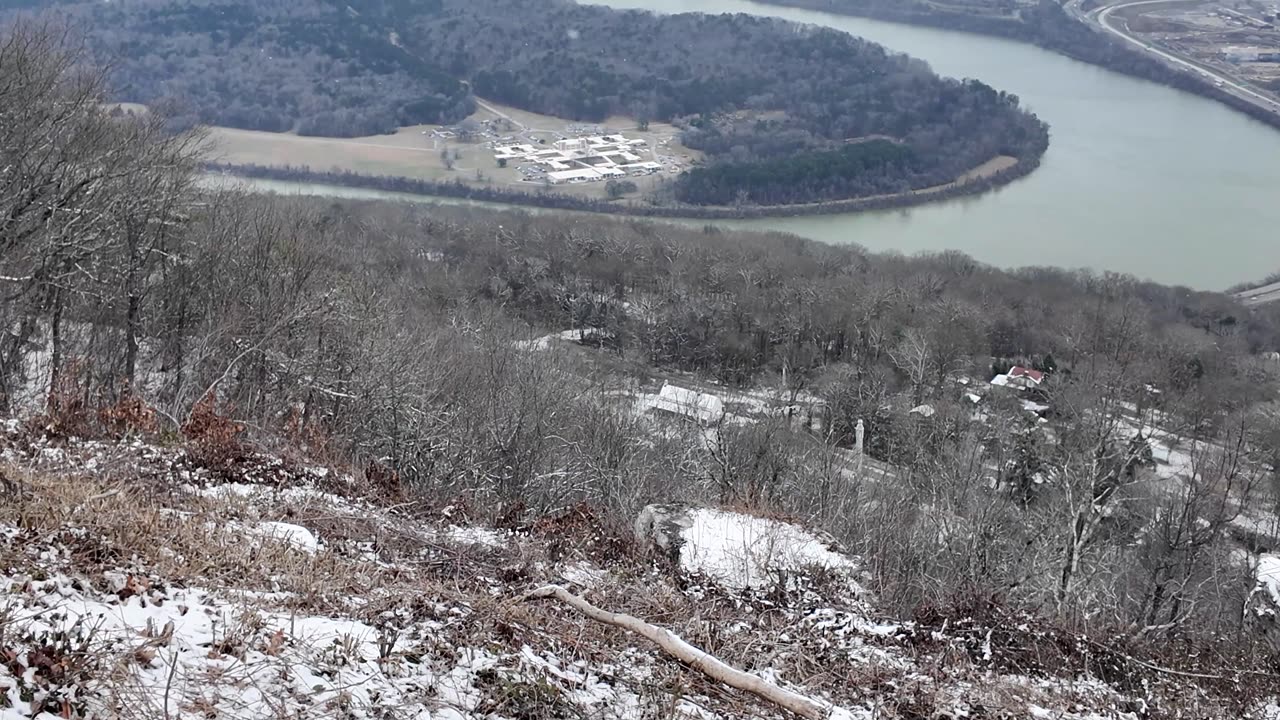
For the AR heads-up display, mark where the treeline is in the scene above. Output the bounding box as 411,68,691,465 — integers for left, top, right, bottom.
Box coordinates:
3,0,1049,206
676,139,919,205
13,27,1280,701
1,0,473,135
758,0,1280,132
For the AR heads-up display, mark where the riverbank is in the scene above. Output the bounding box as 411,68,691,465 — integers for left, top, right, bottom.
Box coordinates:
206,152,1038,220
750,0,1280,133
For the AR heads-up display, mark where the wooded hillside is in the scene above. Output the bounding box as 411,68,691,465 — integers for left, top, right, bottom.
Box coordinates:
11,25,1280,710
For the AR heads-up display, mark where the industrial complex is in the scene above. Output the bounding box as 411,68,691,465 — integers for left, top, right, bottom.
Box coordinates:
492,134,665,185
1118,0,1280,96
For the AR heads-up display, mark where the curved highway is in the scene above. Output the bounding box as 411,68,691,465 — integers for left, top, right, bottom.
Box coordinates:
1234,280,1280,307
1085,0,1280,114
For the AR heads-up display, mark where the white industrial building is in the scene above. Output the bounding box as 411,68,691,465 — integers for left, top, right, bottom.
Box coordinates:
547,168,603,184
493,132,664,184
619,161,662,174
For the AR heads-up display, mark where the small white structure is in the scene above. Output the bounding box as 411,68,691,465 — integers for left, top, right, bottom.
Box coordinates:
909,404,936,418
620,161,662,175
651,383,725,426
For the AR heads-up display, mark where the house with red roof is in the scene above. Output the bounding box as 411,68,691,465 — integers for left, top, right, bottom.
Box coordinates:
990,365,1045,390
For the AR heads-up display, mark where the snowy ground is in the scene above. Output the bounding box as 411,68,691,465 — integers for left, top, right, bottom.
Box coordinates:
677,508,862,595
0,425,1267,719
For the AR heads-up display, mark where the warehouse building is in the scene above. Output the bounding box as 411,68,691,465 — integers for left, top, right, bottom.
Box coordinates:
547,168,603,184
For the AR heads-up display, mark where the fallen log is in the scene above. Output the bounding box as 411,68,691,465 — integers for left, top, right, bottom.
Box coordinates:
522,583,855,719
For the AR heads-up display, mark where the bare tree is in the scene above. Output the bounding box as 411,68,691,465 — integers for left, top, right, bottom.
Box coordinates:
0,22,203,408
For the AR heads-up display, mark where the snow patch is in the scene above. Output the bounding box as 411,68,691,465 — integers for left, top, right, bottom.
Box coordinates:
254,521,320,553
560,561,607,589
909,404,936,418
443,525,507,548
1258,554,1280,606
678,508,860,592
514,328,607,351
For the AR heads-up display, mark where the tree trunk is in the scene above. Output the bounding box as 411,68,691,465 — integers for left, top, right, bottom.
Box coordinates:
125,289,141,390
49,285,65,404
0,314,39,412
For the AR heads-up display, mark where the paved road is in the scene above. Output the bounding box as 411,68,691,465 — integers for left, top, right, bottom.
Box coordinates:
1068,0,1280,115
1234,280,1280,307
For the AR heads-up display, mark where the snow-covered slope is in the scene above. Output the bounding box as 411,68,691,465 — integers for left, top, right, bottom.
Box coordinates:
0,425,1263,719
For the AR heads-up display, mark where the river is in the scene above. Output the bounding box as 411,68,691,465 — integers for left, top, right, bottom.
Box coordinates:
231,0,1280,290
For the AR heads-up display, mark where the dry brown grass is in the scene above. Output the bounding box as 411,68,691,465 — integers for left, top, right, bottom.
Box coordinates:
0,466,343,605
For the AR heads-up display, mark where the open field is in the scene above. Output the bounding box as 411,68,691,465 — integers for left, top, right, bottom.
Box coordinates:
206,100,702,202
204,125,466,182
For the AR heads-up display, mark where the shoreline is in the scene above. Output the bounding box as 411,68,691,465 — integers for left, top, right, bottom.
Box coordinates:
205,152,1041,220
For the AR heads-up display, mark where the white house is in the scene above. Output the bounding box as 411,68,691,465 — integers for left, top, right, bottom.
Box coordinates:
990,366,1045,390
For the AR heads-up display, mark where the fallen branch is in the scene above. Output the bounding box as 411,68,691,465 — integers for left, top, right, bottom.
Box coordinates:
1085,637,1279,681
521,584,852,720
85,487,122,503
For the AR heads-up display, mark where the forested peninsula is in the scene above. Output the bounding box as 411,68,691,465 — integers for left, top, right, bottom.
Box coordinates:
2,0,1049,209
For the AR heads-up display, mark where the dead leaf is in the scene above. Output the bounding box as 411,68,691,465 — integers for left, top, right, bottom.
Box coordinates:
264,629,285,656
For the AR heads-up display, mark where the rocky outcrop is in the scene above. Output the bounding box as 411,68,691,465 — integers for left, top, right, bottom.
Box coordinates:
634,502,695,565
